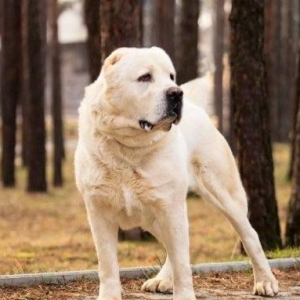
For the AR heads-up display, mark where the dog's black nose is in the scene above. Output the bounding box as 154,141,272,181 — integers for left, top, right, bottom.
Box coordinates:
166,87,183,102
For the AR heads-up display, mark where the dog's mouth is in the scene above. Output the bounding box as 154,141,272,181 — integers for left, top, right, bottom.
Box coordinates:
139,96,183,132
139,112,181,132
139,120,154,131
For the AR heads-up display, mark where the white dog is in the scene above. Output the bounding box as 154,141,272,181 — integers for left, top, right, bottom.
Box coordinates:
75,47,278,300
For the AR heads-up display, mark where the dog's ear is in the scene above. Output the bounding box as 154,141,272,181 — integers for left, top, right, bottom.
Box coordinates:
104,48,129,69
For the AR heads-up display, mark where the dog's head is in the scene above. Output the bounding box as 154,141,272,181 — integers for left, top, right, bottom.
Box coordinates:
99,47,183,132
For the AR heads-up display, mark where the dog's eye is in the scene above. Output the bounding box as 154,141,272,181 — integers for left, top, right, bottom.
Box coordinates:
170,74,175,81
138,73,152,82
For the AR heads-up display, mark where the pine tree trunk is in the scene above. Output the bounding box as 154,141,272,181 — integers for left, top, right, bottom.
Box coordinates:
84,0,101,82
176,0,199,84
264,0,281,141
101,0,142,62
285,44,300,247
230,0,282,251
26,0,47,192
50,0,64,187
276,1,294,142
286,115,300,246
213,0,224,133
149,0,175,62
21,0,30,167
288,87,300,181
286,0,299,180
0,0,22,187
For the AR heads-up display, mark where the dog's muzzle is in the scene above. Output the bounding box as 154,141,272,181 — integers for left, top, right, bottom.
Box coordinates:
139,87,183,132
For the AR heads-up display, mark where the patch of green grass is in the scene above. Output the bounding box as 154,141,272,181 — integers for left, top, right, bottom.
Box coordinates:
266,248,300,259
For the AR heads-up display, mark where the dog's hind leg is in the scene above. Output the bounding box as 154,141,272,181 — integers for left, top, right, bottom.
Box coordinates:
84,197,121,300
192,155,279,297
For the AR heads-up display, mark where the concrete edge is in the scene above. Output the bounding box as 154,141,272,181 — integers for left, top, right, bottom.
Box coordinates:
192,257,300,273
0,257,299,287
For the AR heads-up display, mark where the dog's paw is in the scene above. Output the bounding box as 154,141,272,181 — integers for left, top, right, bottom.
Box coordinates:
141,278,173,294
253,278,279,297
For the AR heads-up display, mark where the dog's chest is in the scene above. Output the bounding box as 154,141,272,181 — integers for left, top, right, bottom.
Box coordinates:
121,184,139,217
98,165,156,212
98,166,158,229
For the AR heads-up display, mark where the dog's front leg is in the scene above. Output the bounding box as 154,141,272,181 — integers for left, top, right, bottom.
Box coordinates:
85,198,121,300
143,202,196,300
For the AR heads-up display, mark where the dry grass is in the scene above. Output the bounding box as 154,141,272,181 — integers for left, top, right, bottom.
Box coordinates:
0,120,299,276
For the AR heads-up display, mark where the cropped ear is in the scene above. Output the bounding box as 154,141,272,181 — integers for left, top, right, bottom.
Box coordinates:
103,47,129,69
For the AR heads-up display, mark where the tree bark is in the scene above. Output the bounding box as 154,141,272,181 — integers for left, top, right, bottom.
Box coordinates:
101,0,142,62
84,0,101,82
176,0,199,85
213,0,224,133
286,0,300,180
21,0,30,167
230,0,282,250
26,0,47,192
288,82,300,181
50,0,64,187
0,0,22,187
276,0,296,142
286,44,300,247
149,0,175,62
264,0,281,141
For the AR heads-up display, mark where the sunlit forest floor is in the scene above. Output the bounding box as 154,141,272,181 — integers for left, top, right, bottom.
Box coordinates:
0,121,299,275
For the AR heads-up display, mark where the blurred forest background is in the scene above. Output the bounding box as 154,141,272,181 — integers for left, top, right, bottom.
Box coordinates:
0,0,300,275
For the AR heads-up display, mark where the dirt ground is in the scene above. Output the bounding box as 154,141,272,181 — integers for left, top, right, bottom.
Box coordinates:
1,268,299,300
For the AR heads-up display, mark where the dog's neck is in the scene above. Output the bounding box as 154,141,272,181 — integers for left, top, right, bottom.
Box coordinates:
78,101,172,166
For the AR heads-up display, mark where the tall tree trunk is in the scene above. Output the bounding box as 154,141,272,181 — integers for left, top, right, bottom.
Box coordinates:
276,1,294,142
26,0,47,192
84,0,101,82
230,0,282,251
286,44,300,246
213,0,224,133
176,0,199,85
101,0,143,240
0,0,22,187
101,0,142,62
286,0,300,180
21,0,30,167
50,0,64,187
149,0,175,62
264,0,281,141
288,80,300,180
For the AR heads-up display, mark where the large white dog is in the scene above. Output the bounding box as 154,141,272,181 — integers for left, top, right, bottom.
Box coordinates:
75,47,278,300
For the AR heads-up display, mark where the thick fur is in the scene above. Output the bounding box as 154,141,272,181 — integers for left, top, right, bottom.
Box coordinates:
75,47,278,300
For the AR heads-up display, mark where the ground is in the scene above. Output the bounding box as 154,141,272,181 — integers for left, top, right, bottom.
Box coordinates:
1,268,300,299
